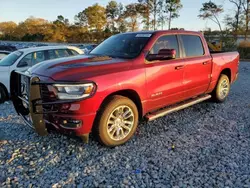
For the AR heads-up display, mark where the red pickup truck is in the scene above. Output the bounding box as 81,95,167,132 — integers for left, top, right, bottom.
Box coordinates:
11,30,239,147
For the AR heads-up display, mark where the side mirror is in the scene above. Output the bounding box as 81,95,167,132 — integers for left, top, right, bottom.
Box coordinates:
18,61,28,67
147,49,176,61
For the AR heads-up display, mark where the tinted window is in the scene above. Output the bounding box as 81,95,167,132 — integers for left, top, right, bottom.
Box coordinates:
181,35,204,57
48,50,58,59
70,49,79,55
90,33,151,59
19,53,33,67
0,51,23,66
55,49,70,58
149,35,180,58
33,51,45,64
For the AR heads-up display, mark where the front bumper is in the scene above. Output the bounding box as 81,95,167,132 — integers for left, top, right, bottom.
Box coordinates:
10,71,96,139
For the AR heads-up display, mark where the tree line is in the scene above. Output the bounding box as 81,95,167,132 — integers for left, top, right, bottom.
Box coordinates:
200,0,250,40
0,0,249,43
0,0,182,43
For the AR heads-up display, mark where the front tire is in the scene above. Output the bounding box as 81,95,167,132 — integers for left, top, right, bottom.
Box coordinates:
212,74,230,103
94,95,138,147
0,86,7,104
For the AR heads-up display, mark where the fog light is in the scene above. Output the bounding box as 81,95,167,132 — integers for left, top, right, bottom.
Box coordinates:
61,119,82,129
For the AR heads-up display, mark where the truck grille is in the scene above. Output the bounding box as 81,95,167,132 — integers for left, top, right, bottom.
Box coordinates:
40,85,59,113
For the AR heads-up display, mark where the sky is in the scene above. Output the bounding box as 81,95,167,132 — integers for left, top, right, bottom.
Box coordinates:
0,0,235,31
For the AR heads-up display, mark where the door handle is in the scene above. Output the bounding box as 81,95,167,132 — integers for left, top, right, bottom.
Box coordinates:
175,65,184,70
203,61,210,65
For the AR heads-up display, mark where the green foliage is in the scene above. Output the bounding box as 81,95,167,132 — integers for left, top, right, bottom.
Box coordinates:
164,0,183,29
198,1,224,32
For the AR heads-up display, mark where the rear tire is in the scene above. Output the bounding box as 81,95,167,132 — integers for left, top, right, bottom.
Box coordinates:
212,74,230,103
94,95,138,147
0,86,7,104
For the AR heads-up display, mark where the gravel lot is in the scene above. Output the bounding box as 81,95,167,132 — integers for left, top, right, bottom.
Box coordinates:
0,62,250,188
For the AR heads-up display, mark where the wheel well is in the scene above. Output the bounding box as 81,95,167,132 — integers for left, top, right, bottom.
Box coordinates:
100,90,143,120
0,82,9,99
221,68,231,82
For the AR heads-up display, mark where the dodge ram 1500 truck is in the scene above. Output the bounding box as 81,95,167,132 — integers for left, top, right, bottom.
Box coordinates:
11,30,239,147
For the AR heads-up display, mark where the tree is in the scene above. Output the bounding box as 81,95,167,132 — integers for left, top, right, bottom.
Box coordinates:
164,0,183,30
75,4,106,31
242,0,249,39
116,3,128,33
123,3,143,32
54,15,69,26
0,22,17,39
106,1,119,32
138,0,162,30
228,0,243,36
198,1,224,32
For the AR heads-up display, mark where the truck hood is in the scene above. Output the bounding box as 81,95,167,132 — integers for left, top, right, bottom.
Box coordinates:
29,55,132,81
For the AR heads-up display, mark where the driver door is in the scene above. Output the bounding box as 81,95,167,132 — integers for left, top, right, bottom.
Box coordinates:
145,35,186,112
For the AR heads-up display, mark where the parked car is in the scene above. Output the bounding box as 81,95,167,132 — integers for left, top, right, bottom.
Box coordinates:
0,46,83,103
11,30,239,147
0,45,17,52
0,51,11,60
79,44,98,54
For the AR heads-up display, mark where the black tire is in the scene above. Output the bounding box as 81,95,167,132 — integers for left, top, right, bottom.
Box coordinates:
212,74,230,103
93,95,138,147
0,86,7,104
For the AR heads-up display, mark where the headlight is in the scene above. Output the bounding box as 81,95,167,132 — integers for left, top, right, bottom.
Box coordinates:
49,83,96,100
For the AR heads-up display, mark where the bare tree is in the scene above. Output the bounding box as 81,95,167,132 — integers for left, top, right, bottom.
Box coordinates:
228,0,243,37
242,0,249,40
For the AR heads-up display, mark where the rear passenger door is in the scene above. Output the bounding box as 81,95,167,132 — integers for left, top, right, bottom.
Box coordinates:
180,35,212,99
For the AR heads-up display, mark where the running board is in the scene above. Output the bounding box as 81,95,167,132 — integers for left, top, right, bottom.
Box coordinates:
146,94,211,121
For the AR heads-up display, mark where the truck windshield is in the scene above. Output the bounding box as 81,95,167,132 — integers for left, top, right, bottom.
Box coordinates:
90,33,152,59
0,51,23,66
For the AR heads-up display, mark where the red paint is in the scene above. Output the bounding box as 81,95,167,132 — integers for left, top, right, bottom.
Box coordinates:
31,30,239,135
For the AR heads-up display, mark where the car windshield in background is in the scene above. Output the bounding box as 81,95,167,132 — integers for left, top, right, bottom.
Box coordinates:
90,33,152,59
0,51,23,66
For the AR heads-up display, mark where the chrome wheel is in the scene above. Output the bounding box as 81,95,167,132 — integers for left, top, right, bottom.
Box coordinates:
107,105,134,141
219,78,230,99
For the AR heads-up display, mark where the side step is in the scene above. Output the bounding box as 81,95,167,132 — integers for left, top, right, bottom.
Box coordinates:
146,94,211,121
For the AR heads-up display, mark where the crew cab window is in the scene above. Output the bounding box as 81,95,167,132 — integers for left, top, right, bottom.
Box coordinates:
149,35,180,58
181,35,204,57
33,51,45,64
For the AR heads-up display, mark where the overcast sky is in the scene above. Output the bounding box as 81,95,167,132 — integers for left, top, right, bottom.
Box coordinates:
0,0,235,31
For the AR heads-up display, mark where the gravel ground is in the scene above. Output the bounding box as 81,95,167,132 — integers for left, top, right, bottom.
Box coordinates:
1,62,250,188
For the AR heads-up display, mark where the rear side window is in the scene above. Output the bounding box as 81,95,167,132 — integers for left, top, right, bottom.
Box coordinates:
181,35,204,57
149,35,180,58
33,51,45,64
55,49,70,58
48,50,58,60
70,49,79,55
